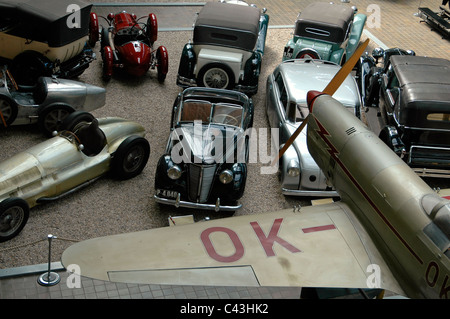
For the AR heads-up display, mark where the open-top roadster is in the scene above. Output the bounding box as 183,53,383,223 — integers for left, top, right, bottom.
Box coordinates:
0,111,150,242
154,87,254,212
99,10,168,81
0,67,105,136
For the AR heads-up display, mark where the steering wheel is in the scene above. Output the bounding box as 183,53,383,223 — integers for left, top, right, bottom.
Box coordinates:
213,114,239,126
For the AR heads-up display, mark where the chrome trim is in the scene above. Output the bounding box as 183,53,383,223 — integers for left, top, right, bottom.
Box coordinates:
281,188,339,197
154,195,241,212
412,168,450,178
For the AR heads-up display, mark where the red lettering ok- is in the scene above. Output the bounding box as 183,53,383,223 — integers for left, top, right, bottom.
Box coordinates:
250,218,301,257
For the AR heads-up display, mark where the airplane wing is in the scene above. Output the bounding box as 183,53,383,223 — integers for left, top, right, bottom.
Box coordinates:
61,201,404,295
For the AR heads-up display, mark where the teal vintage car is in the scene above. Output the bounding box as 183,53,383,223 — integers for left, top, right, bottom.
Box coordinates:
282,2,366,65
176,1,269,96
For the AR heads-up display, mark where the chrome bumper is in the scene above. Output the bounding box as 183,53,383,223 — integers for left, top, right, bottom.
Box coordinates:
154,194,241,212
282,188,339,197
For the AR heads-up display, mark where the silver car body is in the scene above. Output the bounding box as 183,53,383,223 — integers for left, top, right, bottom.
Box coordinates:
0,117,145,209
0,68,105,126
266,59,361,196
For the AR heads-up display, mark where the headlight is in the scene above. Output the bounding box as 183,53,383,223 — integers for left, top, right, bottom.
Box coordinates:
287,159,300,177
219,169,233,184
167,165,182,180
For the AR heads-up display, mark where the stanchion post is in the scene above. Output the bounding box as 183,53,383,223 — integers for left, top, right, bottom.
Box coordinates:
37,234,60,286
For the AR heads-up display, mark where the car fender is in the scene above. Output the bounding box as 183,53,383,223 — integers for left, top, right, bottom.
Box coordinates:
282,39,296,60
329,48,345,65
178,43,196,79
346,13,367,60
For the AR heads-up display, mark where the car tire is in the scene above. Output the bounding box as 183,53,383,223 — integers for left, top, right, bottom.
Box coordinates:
11,52,50,86
0,96,18,127
156,46,168,83
295,49,320,60
146,13,158,44
197,63,235,90
111,136,150,180
38,104,74,137
61,111,95,132
102,46,114,81
88,12,99,47
0,198,29,243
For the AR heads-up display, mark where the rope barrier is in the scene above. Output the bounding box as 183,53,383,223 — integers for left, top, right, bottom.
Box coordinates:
0,236,79,253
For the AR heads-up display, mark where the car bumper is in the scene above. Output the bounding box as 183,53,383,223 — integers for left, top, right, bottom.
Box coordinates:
154,194,241,212
176,75,258,96
282,187,339,197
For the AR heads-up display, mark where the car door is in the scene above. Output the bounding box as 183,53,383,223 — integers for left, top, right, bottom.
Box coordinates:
267,70,289,142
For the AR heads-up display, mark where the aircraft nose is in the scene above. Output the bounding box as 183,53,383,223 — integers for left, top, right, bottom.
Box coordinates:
306,90,325,112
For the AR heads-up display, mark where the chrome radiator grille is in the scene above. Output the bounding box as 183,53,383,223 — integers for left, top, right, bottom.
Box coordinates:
188,164,216,203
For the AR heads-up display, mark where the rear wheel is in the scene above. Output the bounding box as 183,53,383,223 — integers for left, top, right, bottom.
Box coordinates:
0,96,18,127
111,136,150,180
102,46,114,81
295,49,320,60
11,52,50,86
38,104,74,136
0,198,29,243
156,46,168,83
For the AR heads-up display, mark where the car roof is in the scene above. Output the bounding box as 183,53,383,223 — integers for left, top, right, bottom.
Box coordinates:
294,2,354,43
278,59,360,107
391,55,450,105
193,2,261,51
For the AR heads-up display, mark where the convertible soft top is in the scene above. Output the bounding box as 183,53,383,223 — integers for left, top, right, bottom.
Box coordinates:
0,0,92,47
294,2,354,43
391,55,450,129
193,2,261,51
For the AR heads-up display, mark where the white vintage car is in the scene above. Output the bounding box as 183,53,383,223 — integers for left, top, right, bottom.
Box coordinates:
0,112,150,242
176,1,269,96
266,59,362,197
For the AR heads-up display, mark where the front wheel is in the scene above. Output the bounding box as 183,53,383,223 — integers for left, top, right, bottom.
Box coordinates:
0,96,18,127
111,136,150,180
0,198,29,243
156,46,168,83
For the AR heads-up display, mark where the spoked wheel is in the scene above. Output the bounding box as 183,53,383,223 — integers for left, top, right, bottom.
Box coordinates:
111,136,150,180
38,104,74,136
0,96,18,127
197,63,235,90
0,198,29,243
296,49,320,60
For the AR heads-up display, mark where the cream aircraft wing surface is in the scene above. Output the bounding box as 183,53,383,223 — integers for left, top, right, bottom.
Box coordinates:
61,202,404,295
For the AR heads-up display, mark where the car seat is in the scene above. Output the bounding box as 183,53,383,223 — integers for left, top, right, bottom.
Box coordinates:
76,119,107,156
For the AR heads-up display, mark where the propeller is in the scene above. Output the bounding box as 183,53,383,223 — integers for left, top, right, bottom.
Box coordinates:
271,39,369,166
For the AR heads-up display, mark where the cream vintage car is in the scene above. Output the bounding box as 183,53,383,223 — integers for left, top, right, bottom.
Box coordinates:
0,111,150,242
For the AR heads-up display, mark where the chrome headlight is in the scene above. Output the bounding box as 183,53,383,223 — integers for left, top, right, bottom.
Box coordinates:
287,159,300,177
167,165,182,180
219,169,233,184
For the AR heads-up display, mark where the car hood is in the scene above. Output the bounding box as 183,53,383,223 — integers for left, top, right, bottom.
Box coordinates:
171,124,245,164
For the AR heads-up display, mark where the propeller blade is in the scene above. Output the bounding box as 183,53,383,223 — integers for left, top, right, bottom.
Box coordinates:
271,39,369,166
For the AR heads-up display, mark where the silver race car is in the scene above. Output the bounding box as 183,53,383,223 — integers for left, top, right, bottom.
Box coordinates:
0,112,150,242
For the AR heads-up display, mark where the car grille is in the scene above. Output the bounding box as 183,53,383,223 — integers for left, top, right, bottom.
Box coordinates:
188,164,216,203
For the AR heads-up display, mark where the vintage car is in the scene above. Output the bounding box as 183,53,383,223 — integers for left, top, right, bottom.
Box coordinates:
0,111,150,242
266,59,361,196
0,67,106,136
376,55,450,178
0,0,98,85
282,2,366,66
358,47,415,108
154,87,254,212
176,1,269,95
99,10,168,81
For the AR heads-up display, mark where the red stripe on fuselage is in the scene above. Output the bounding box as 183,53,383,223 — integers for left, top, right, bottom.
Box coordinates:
312,116,424,265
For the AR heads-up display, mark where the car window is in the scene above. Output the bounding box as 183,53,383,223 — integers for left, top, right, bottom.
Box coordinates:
295,103,310,122
212,103,243,127
275,73,288,111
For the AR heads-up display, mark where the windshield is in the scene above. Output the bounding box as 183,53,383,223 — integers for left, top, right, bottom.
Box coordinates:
179,100,243,127
295,103,310,122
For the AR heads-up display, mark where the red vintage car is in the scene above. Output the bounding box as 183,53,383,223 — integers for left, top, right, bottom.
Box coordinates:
99,11,168,81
